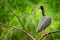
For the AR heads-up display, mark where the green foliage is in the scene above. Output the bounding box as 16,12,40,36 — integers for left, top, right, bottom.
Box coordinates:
0,0,60,40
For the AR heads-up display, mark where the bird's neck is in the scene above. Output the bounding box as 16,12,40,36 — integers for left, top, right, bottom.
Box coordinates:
41,8,45,16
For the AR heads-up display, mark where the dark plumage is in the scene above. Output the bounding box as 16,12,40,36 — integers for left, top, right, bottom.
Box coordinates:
36,6,51,32
37,16,51,32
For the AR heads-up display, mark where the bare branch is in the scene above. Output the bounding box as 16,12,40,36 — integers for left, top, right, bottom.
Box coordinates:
0,2,36,40
38,30,60,40
0,23,36,40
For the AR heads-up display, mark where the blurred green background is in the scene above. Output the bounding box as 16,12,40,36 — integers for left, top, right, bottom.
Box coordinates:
0,0,60,40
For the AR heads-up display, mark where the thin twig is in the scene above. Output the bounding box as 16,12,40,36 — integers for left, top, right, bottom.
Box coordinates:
0,2,24,27
0,23,36,40
38,30,60,40
4,28,13,40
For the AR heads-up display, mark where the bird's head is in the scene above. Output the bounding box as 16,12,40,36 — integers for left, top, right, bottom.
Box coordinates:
40,6,44,10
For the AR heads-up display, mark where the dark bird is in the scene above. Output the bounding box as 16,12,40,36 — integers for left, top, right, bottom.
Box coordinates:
33,6,51,32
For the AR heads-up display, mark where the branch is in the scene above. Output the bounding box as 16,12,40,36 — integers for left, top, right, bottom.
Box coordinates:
38,30,60,40
0,2,36,40
0,2,24,27
0,23,36,40
4,28,13,40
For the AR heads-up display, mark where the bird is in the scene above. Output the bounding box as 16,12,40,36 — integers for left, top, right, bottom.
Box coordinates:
33,6,51,32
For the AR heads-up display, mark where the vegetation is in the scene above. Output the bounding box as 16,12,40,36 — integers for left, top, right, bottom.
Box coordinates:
0,0,60,40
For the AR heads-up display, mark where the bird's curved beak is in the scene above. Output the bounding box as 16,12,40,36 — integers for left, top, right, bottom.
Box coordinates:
32,6,40,14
